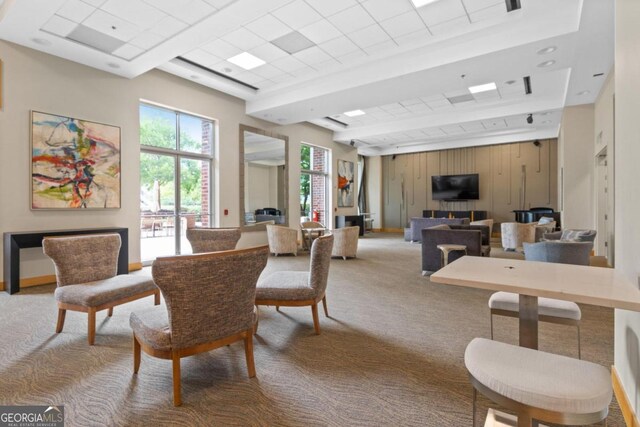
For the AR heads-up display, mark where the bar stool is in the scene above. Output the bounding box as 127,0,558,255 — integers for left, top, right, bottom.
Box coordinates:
436,244,467,267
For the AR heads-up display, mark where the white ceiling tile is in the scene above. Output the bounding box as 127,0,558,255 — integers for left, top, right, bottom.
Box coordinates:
56,0,96,23
293,46,332,66
221,27,265,51
363,106,384,114
289,65,316,78
209,60,244,75
299,19,342,44
42,15,77,37
201,38,242,58
428,99,453,109
441,125,465,134
272,0,322,30
469,3,507,23
482,119,507,129
304,0,358,17
394,28,431,46
380,102,403,111
328,5,375,33
406,129,428,138
202,0,233,8
182,48,221,66
426,129,446,137
150,15,187,37
460,122,486,132
83,10,140,41
349,24,390,49
244,15,291,41
82,0,107,6
472,90,501,101
129,31,165,49
429,15,470,36
141,0,191,16
314,58,342,72
101,0,165,29
252,64,283,79
249,43,288,62
421,94,446,102
407,103,430,112
361,0,413,22
505,116,527,127
269,73,295,84
400,98,423,106
112,43,144,59
462,0,502,13
363,39,397,55
271,55,309,72
443,89,469,98
173,0,216,25
380,11,426,38
335,49,368,64
319,36,359,57
234,71,263,85
257,80,277,90
417,0,466,27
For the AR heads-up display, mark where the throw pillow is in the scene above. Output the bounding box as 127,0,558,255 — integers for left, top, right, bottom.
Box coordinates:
428,224,450,230
538,216,554,225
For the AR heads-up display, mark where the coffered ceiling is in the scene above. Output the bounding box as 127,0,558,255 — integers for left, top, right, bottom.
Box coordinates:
0,0,613,155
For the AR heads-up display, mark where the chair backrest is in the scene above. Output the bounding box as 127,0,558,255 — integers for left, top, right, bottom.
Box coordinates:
331,226,359,255
43,234,120,286
186,227,241,253
560,229,597,243
309,234,334,295
301,221,324,229
523,241,592,265
152,245,269,349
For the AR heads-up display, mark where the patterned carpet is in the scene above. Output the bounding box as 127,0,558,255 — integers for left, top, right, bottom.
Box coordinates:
0,234,622,426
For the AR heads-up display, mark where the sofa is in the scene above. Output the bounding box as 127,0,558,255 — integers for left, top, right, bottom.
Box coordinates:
408,217,470,243
421,225,487,275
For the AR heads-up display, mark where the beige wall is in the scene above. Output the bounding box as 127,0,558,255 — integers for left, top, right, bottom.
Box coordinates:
380,140,558,230
614,0,640,416
365,156,383,230
558,105,595,230
0,41,353,281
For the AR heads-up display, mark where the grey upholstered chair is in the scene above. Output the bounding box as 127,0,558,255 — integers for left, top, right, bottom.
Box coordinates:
266,224,298,256
489,240,593,358
186,227,241,253
331,226,359,260
255,234,334,335
543,229,597,243
130,245,269,406
43,234,159,345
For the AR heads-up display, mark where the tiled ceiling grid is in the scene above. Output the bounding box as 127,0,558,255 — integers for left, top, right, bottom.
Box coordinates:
182,0,508,90
41,0,235,60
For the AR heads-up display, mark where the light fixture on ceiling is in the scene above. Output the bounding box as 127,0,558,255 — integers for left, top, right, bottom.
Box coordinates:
537,46,557,55
411,0,442,8
31,38,52,46
537,60,556,68
577,90,591,96
344,110,366,117
468,82,497,94
227,52,265,70
526,114,533,124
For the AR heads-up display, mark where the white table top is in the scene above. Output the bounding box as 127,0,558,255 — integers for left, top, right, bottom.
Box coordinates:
430,256,640,312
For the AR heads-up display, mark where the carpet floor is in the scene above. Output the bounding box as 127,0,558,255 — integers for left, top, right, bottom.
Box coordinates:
0,234,622,426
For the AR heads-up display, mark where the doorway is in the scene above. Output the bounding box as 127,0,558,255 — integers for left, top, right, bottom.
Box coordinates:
595,148,613,261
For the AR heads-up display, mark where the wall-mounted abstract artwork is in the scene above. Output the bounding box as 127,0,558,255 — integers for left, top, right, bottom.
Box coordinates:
337,159,354,207
31,111,121,209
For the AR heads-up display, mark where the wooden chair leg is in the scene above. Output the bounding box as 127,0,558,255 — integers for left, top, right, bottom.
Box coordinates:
311,303,320,335
55,309,66,333
154,290,160,305
244,330,256,378
276,306,280,312
172,352,182,406
133,335,141,373
107,307,114,317
88,308,96,345
322,296,329,317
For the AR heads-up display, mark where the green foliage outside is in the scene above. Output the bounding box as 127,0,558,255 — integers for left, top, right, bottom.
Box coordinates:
300,145,310,216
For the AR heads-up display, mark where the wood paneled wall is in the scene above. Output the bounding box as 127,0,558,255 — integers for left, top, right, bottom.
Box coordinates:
381,139,558,229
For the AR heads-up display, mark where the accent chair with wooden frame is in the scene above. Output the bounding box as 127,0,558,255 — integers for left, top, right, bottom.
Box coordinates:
255,234,333,335
42,234,159,345
185,227,241,253
130,245,269,406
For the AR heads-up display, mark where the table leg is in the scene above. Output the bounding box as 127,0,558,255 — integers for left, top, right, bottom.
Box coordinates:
519,295,538,350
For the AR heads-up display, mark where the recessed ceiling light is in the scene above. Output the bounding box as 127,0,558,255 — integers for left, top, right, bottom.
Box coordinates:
344,110,366,117
107,62,120,69
227,52,265,71
31,38,51,46
537,60,556,68
537,46,557,55
505,80,517,85
411,0,442,7
577,90,591,96
468,82,497,93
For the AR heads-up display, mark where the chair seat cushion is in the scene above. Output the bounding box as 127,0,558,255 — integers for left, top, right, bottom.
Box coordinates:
489,291,581,320
55,275,157,307
256,271,316,301
130,306,172,351
465,338,612,414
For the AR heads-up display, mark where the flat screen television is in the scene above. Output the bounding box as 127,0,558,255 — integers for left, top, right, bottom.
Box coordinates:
431,174,479,200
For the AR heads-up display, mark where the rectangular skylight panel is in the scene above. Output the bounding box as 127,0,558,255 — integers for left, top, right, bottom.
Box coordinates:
227,52,266,70
344,110,366,117
411,0,442,8
468,82,497,93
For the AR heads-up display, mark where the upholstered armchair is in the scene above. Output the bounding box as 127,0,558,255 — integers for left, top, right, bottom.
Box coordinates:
331,226,359,259
500,221,556,251
130,245,269,406
255,234,334,335
470,219,494,236
543,229,597,244
421,225,485,275
186,227,241,253
266,224,298,256
301,221,326,250
43,234,159,345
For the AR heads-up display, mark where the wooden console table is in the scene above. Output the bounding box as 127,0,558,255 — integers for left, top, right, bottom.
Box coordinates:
3,227,128,295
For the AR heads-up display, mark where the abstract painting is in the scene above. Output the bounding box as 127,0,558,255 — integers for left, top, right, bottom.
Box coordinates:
31,111,121,209
337,159,354,207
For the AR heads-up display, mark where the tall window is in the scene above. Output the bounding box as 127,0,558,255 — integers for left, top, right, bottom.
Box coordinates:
300,144,329,225
139,103,215,263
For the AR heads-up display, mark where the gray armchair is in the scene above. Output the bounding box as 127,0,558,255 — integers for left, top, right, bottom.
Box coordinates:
543,229,597,243
186,227,241,253
523,240,592,265
409,217,470,242
421,226,485,275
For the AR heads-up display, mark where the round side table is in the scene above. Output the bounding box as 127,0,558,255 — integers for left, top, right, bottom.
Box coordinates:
437,244,467,267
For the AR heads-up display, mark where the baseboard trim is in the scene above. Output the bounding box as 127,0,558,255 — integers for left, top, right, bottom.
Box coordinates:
613,365,640,427
381,228,404,233
1,262,145,291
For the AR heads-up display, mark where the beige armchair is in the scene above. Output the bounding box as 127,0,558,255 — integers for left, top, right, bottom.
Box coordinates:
266,224,298,256
130,245,269,406
301,221,326,250
470,219,494,236
43,234,159,345
500,221,556,251
331,226,359,260
255,234,334,335
186,227,241,253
